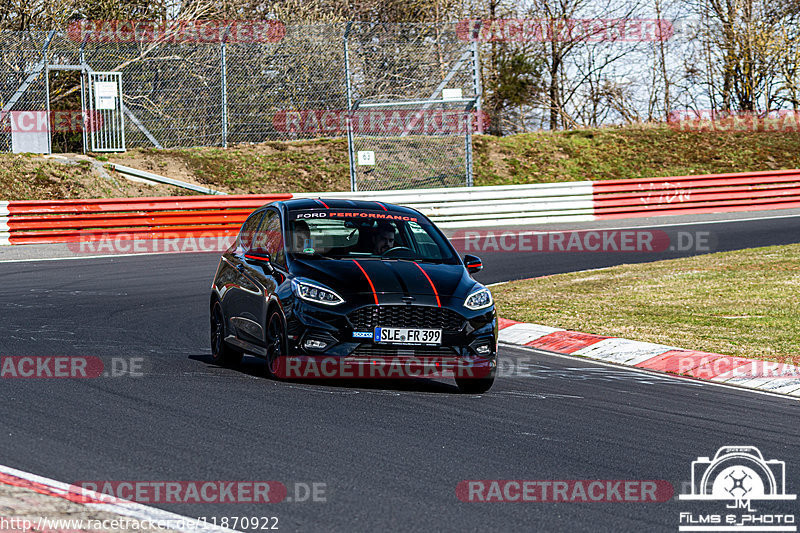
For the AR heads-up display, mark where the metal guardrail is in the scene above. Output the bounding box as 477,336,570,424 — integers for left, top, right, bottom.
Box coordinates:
295,182,595,227
592,169,800,219
0,195,290,245
2,169,800,246
111,164,227,195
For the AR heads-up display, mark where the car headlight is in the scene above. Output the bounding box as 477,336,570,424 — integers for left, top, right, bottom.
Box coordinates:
291,279,344,305
464,287,493,310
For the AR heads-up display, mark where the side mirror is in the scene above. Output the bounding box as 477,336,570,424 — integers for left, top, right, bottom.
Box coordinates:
464,254,483,274
244,251,273,272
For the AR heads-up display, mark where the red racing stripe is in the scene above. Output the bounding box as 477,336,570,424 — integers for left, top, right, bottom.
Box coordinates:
413,262,440,307
315,199,330,208
352,260,379,305
374,201,388,211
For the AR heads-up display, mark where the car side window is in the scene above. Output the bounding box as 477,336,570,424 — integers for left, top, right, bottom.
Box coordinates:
239,211,264,251
408,221,443,260
253,209,286,267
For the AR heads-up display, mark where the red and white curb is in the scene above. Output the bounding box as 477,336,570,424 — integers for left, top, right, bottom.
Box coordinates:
498,318,800,397
0,463,238,533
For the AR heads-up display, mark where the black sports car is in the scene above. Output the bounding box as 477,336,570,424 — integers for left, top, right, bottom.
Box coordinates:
210,198,497,393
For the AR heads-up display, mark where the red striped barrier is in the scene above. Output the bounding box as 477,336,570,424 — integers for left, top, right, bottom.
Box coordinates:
592,169,800,219
1,194,290,245
2,168,800,247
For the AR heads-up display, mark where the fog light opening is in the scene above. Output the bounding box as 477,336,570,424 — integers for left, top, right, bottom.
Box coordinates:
303,339,329,351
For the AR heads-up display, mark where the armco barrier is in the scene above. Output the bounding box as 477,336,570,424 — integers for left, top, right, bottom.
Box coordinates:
0,195,290,245
294,182,596,227
1,169,800,246
593,168,800,219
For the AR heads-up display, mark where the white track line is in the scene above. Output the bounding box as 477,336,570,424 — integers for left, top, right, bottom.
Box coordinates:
0,464,239,533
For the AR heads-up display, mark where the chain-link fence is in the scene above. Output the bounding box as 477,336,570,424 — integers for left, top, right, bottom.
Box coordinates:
0,22,481,190
344,23,480,190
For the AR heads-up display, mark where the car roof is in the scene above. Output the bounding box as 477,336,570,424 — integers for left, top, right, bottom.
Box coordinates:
276,198,423,217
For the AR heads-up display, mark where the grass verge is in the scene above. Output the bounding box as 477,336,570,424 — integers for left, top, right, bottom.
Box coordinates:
492,244,800,364
0,154,186,200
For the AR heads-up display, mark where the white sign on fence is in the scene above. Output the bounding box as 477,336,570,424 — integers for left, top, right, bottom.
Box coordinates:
357,150,375,166
94,81,118,110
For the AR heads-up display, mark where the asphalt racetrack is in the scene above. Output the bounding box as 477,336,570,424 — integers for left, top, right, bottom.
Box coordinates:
1,211,799,531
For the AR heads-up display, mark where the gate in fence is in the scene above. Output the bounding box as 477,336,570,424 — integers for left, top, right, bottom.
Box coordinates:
84,71,125,152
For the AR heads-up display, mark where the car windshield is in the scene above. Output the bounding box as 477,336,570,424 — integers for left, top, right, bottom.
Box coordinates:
287,208,459,264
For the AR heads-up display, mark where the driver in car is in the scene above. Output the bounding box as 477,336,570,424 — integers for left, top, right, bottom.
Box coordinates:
292,220,311,252
372,221,396,255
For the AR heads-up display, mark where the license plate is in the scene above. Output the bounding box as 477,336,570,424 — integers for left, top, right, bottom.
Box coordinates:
374,327,442,345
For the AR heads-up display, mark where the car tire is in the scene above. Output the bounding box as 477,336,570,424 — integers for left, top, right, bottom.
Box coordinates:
455,367,496,394
210,301,243,367
265,309,287,378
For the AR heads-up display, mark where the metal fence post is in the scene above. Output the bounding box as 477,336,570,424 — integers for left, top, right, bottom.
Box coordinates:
343,22,357,192
471,38,483,135
467,35,482,187
221,41,228,148
44,45,52,154
465,112,473,187
80,37,88,154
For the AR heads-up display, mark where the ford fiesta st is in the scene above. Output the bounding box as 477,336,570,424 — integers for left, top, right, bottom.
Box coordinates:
209,199,497,393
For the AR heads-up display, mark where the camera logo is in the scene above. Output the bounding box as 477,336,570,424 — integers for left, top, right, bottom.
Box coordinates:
680,446,795,501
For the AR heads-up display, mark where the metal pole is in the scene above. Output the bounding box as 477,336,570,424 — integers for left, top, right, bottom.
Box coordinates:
43,33,55,155
221,41,228,148
471,37,484,135
343,22,357,192
465,112,473,187
80,37,88,154
468,26,482,186
80,70,87,154
45,67,52,154
117,72,126,151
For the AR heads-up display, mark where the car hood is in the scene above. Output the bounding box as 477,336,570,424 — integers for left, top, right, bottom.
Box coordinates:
291,258,478,306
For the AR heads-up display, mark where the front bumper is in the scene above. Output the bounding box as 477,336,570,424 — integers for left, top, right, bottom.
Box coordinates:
284,300,498,377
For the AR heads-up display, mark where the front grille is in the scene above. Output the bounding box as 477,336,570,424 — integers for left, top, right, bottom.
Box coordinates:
350,344,458,358
348,305,465,331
